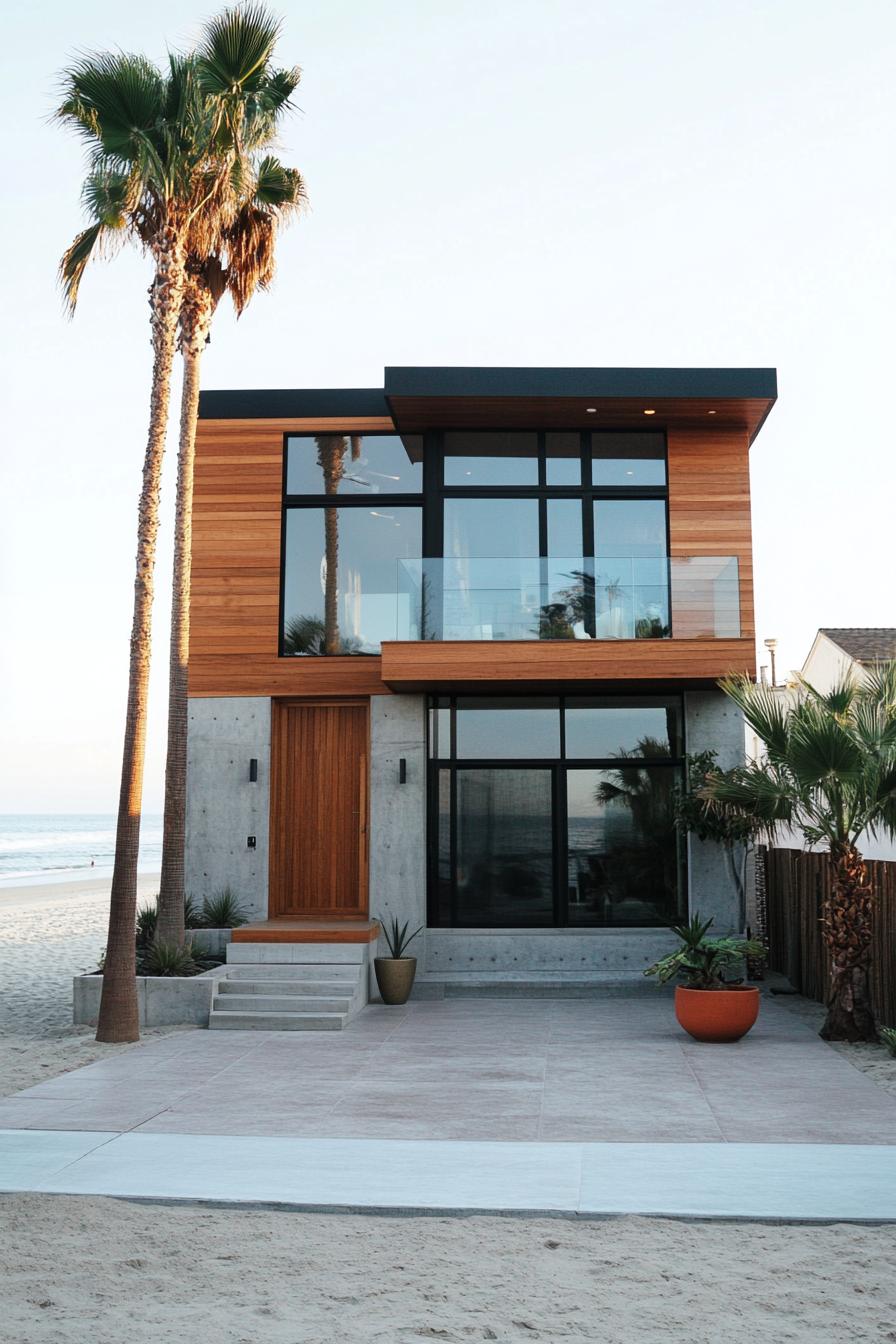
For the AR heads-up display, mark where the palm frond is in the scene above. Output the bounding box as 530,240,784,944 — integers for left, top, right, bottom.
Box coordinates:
787,700,864,785
718,675,789,760
799,673,860,719
198,3,281,96
56,52,167,162
59,221,107,312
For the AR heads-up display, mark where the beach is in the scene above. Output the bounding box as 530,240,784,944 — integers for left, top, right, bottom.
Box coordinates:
0,873,177,1098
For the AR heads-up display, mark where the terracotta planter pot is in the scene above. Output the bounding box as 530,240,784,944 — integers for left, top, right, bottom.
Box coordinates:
374,956,417,1006
674,985,760,1043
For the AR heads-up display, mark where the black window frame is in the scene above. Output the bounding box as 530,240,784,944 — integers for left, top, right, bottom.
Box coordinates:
427,692,686,930
279,429,670,655
280,432,425,657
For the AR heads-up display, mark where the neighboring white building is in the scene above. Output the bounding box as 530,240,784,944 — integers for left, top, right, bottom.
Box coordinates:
750,628,896,861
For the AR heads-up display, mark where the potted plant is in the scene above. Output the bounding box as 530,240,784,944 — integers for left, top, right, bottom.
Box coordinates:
374,915,423,1005
645,914,766,1042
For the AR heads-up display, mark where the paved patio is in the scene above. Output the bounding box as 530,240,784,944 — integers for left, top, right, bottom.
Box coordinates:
2,990,895,1144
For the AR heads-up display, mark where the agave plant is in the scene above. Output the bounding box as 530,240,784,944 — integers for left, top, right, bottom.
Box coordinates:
645,914,765,990
141,939,198,977
201,887,249,928
135,901,158,948
376,914,423,959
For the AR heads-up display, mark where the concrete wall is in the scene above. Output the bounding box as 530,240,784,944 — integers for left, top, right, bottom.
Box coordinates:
185,697,271,921
684,689,746,933
368,695,428,970
73,971,221,1027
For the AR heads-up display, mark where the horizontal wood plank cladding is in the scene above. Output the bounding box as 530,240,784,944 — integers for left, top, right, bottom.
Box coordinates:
189,416,395,698
667,426,754,641
379,639,757,690
190,654,389,697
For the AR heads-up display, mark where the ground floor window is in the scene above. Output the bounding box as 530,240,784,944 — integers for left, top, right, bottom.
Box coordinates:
428,695,686,928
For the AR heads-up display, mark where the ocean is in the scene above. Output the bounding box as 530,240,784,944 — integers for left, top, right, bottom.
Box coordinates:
0,814,163,887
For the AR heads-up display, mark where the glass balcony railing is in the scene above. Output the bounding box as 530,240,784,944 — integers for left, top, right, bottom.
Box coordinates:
394,555,740,642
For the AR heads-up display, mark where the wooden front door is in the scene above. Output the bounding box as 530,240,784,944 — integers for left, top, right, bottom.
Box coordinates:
269,700,369,919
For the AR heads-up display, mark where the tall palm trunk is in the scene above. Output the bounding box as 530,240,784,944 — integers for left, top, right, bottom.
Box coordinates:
156,280,213,947
97,232,187,1043
820,843,877,1042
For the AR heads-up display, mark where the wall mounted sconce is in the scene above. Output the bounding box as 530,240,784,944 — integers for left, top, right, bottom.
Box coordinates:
399,758,407,785
249,758,258,783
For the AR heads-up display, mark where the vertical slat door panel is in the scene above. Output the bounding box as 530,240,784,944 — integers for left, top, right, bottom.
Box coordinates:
269,701,370,918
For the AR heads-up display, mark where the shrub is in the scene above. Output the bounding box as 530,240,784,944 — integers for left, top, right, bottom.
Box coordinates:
184,896,204,929
141,940,198,977
201,886,249,928
881,1027,896,1058
135,901,158,948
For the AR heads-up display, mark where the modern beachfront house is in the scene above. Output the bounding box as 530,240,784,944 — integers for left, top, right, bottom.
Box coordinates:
185,367,776,1020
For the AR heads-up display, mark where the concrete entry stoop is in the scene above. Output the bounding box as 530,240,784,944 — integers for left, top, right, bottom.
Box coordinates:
210,943,368,1030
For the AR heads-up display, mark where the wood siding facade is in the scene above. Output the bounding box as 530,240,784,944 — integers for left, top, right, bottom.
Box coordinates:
188,417,756,697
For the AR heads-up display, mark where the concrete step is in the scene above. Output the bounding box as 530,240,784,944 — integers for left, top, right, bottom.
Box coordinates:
224,961,361,978
226,943,366,965
208,1009,347,1031
213,994,354,1014
412,971,657,1000
217,978,355,996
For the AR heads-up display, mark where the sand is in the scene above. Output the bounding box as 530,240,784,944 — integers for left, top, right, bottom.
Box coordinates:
0,872,192,1098
1,1195,895,1344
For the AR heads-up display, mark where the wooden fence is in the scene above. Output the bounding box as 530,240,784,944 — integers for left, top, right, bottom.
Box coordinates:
762,847,896,1026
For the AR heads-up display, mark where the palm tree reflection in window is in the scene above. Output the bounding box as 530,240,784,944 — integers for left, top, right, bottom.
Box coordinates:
579,737,681,925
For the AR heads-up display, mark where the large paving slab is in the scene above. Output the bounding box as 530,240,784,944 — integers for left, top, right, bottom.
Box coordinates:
2,992,895,1144
1,1132,895,1220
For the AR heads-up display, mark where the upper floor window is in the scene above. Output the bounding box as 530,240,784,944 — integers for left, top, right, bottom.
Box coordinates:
286,433,423,495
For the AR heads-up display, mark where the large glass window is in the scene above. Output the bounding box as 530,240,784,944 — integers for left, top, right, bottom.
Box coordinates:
591,432,666,486
430,695,684,928
282,506,421,654
455,697,561,758
281,427,671,652
443,432,539,485
286,434,422,494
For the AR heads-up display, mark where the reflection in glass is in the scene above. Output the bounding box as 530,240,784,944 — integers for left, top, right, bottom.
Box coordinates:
454,769,554,925
545,432,582,485
565,698,682,759
282,506,421,654
566,756,682,927
444,432,539,485
286,434,422,494
455,698,560,758
594,499,669,639
591,432,666,486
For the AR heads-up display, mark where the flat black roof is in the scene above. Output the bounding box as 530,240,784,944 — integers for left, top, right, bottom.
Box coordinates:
384,366,778,400
198,388,389,419
199,367,778,420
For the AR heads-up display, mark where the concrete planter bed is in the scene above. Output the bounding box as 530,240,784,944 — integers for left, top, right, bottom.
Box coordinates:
73,965,226,1028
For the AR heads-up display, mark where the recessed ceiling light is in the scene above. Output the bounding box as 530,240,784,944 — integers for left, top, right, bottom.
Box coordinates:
586,407,597,413
707,409,717,416
643,408,656,416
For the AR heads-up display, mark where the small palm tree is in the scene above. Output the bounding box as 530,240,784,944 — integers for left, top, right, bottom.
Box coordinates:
156,9,304,949
700,668,896,1042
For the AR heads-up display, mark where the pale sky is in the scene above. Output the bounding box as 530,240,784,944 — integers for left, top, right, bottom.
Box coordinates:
1,0,894,812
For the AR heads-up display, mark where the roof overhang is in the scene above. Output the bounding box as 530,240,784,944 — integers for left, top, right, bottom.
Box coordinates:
384,366,777,442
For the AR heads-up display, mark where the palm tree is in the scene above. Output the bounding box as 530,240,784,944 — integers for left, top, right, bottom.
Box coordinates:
155,9,304,948
315,435,361,654
700,669,896,1042
57,51,215,1042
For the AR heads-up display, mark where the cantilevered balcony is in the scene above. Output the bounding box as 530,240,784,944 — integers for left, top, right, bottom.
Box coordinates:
379,554,753,690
